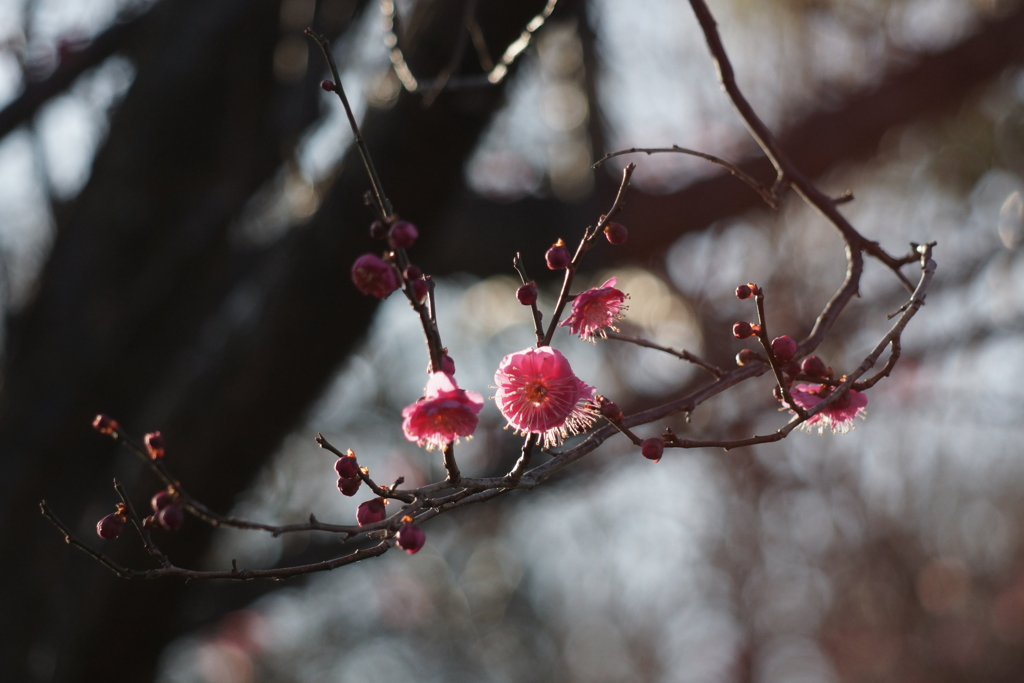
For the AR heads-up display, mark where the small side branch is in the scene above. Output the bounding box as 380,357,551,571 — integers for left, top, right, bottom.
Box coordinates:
604,331,721,378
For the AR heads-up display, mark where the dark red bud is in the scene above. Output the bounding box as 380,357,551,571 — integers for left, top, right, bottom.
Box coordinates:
403,264,422,281
641,438,664,462
389,221,418,249
735,284,752,300
92,414,119,436
603,222,628,245
441,354,456,375
337,476,361,496
370,220,388,240
599,396,623,422
356,498,387,526
352,254,400,298
96,513,124,539
320,80,335,92
156,504,185,531
412,279,429,303
151,490,175,513
801,355,828,378
516,283,538,306
545,243,570,270
736,348,759,366
397,522,426,554
732,321,753,339
782,361,801,377
771,335,797,361
144,431,165,459
335,456,360,479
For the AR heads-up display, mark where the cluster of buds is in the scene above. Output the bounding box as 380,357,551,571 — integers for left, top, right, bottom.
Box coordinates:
352,218,426,300
148,489,184,531
335,450,362,497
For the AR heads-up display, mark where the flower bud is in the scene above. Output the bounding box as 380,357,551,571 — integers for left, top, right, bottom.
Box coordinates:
151,490,175,513
412,279,430,303
603,222,628,245
732,321,753,339
641,438,664,462
403,264,422,281
441,353,456,375
599,396,623,422
771,335,797,361
92,414,119,436
545,241,570,270
736,348,759,366
800,355,827,378
351,254,400,298
516,283,538,306
782,361,801,377
337,476,361,496
735,284,752,300
389,221,418,249
320,79,335,92
370,220,388,240
335,455,360,480
144,431,165,459
356,498,387,526
397,521,426,554
96,513,124,539
156,504,185,531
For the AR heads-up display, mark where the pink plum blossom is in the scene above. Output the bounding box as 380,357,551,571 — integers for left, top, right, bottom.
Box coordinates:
558,277,628,342
402,372,484,451
786,383,868,434
494,346,596,448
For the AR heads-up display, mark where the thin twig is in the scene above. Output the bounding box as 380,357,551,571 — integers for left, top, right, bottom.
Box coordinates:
604,331,721,378
542,163,635,346
594,145,778,209
305,29,393,219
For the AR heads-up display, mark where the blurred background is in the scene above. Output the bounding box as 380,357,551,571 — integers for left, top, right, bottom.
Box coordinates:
1,0,1023,681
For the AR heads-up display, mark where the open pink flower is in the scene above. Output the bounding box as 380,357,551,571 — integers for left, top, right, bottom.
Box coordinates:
494,346,596,448
558,277,628,342
402,372,484,451
786,383,868,434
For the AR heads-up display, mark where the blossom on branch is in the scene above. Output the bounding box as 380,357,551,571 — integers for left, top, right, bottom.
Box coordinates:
786,383,868,434
494,346,596,448
558,278,628,342
402,372,484,451
351,254,399,298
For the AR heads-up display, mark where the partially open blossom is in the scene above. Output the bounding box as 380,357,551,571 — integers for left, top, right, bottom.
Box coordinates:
144,431,165,459
402,373,484,451
356,498,387,526
494,346,596,448
785,384,868,434
397,518,426,554
558,278,628,342
351,254,399,298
